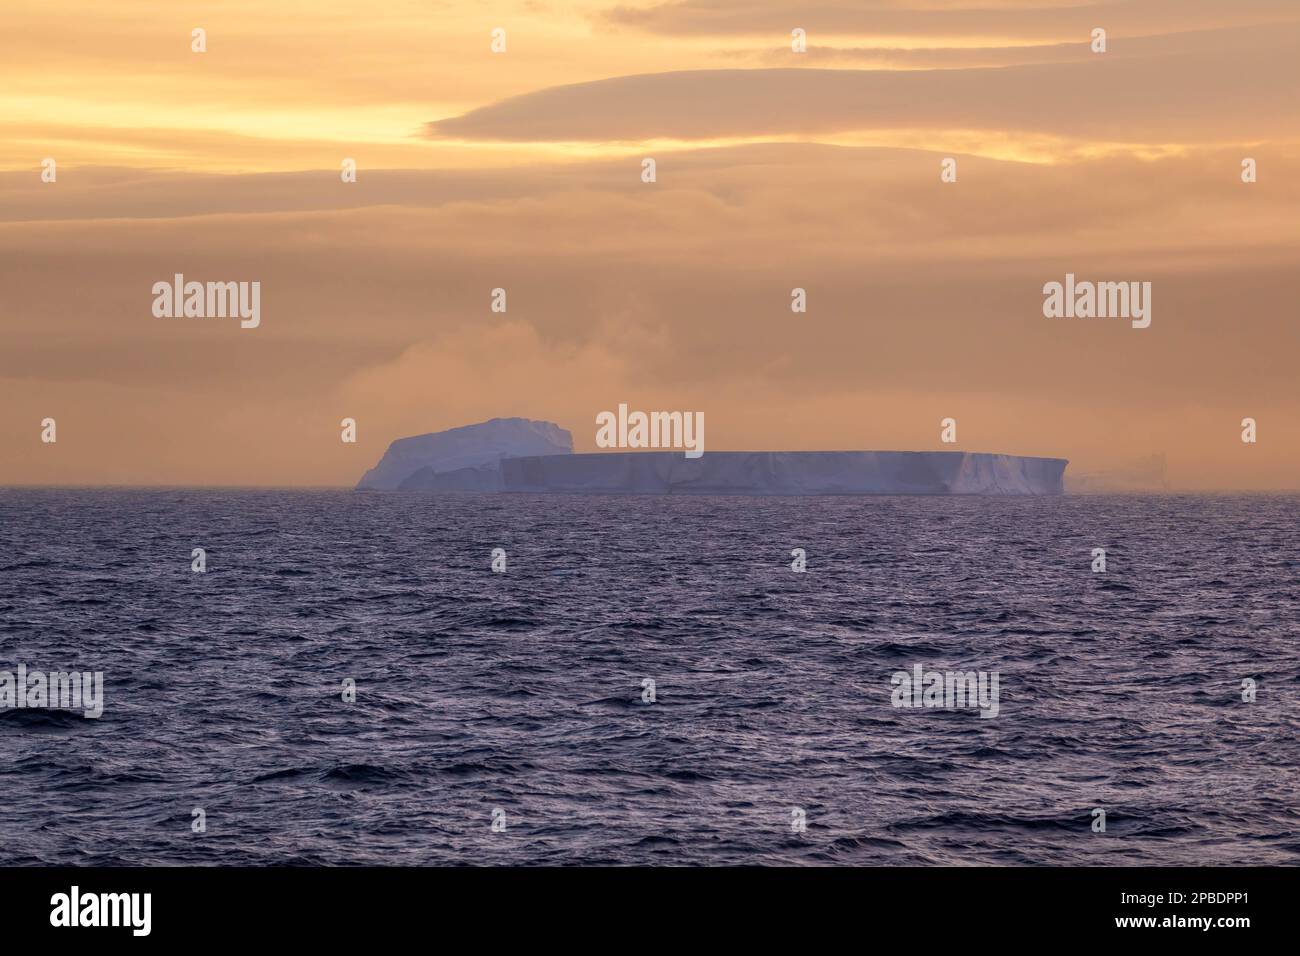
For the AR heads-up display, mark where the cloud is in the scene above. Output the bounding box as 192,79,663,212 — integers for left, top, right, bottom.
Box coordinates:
429,28,1300,144
731,21,1294,69
602,0,1300,40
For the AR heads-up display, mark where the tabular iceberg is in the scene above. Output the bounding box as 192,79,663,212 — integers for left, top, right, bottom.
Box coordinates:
357,419,1067,495
502,450,1066,495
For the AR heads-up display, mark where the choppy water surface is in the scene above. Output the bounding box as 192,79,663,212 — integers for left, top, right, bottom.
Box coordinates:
0,489,1296,865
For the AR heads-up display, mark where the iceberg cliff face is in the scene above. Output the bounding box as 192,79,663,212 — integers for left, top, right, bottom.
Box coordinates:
501,451,1066,495
356,417,572,491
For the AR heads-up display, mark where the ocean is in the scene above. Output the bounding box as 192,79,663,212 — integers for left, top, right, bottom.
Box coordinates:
1,489,1296,865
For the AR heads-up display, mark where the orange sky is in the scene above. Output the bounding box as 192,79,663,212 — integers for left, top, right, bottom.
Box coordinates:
2,0,1298,488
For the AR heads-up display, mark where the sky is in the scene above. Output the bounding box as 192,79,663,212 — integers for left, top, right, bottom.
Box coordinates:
2,0,1297,488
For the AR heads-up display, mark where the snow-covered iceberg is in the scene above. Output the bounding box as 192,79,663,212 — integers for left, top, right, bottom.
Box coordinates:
357,419,1067,495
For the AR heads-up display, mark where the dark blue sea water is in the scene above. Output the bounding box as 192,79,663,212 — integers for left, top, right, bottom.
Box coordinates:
0,489,1296,865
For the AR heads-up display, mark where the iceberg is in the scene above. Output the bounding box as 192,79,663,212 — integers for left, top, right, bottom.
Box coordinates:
502,451,1066,495
357,419,1067,495
355,417,572,491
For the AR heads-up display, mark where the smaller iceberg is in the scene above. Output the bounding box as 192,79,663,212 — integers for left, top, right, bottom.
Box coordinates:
355,417,572,491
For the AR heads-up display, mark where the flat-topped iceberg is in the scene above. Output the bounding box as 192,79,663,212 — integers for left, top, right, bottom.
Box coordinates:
357,419,1067,495
503,450,1066,496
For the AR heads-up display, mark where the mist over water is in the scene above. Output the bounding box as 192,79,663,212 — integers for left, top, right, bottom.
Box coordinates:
1,489,1296,865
